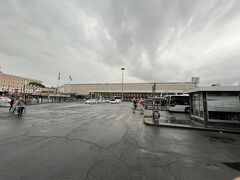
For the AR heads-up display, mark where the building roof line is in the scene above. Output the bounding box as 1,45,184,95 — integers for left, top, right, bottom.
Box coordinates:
65,82,194,86
185,86,240,93
91,90,184,93
0,73,42,82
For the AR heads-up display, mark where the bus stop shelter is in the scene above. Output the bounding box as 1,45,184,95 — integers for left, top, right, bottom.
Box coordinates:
185,86,240,127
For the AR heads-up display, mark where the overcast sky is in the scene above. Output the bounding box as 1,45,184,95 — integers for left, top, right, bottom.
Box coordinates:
0,0,240,86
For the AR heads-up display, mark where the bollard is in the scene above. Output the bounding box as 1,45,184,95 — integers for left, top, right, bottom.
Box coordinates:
153,110,160,121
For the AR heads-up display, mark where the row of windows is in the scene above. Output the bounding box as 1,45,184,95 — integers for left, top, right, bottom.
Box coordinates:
0,79,24,83
1,83,23,86
1,81,23,84
1,86,42,90
2,85,21,88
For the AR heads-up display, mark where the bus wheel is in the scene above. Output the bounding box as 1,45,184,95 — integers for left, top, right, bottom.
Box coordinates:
185,107,190,113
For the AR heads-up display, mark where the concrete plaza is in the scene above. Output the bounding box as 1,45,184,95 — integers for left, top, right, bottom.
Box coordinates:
0,103,240,180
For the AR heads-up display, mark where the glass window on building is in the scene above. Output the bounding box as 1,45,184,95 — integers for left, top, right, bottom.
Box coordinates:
207,92,240,120
193,93,199,116
199,93,204,118
207,92,240,112
170,96,189,106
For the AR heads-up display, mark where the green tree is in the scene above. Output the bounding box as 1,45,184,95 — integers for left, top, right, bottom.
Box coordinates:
28,82,45,92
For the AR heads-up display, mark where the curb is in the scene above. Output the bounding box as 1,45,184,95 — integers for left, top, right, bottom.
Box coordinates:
143,118,240,135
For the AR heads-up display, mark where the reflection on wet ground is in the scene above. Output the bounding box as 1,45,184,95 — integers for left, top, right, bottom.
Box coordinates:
144,110,201,126
144,110,240,132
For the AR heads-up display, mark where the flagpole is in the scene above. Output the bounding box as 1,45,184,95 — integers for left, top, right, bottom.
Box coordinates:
57,72,60,94
68,74,70,95
68,74,72,95
57,81,59,88
57,79,59,94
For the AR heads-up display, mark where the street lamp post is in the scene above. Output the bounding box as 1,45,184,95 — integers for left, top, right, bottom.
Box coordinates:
121,68,125,102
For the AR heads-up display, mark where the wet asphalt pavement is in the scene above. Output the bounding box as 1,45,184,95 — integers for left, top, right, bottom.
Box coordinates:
0,102,240,180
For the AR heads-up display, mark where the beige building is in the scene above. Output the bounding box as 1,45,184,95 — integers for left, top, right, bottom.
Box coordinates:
0,71,42,93
60,82,196,101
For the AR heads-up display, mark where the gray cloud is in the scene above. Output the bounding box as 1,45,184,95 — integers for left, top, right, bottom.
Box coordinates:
0,0,239,86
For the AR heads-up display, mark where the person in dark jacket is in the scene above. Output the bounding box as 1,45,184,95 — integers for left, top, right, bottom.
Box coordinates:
9,96,15,112
132,97,138,113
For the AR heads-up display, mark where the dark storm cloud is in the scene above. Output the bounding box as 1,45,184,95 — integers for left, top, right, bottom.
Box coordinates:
0,0,239,86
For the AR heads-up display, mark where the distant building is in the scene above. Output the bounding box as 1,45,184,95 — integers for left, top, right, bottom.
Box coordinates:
38,87,57,94
0,71,42,93
59,82,196,101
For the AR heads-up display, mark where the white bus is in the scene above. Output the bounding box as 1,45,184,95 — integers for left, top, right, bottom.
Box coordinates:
165,95,190,113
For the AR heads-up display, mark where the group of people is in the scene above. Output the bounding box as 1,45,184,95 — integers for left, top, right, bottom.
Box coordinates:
9,96,26,117
132,97,145,117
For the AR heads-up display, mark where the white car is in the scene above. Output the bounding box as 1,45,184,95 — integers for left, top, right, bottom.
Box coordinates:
85,99,97,104
91,99,97,104
0,97,11,107
98,100,104,103
84,100,91,104
109,99,121,104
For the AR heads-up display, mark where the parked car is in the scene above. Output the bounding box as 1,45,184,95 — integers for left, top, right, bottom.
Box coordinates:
102,99,107,103
85,99,98,104
109,98,121,104
84,99,91,104
99,99,106,103
91,99,97,104
0,96,11,107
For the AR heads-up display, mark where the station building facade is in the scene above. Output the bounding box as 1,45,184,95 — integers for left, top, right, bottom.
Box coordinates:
60,82,196,101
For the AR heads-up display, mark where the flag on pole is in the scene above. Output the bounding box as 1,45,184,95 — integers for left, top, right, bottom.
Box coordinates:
69,74,72,81
58,72,61,80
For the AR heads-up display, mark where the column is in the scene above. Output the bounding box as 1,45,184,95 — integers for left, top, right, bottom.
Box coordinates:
203,92,209,127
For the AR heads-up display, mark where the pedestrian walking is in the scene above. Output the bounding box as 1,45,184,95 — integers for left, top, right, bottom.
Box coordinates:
9,96,15,112
139,98,145,117
12,98,19,114
17,97,26,117
132,97,138,113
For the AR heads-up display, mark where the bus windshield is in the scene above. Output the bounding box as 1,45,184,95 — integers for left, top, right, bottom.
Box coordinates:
170,96,189,106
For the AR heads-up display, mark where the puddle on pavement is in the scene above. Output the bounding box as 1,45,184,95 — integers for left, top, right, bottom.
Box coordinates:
205,134,236,143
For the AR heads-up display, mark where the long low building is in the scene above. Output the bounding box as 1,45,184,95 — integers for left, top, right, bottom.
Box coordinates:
59,82,196,101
